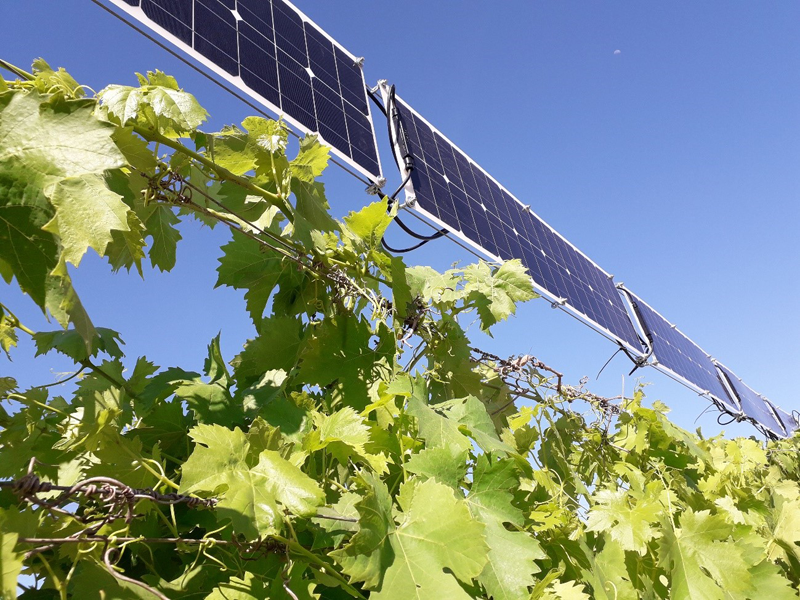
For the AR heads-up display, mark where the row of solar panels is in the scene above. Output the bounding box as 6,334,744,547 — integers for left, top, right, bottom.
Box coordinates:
101,0,797,438
382,88,797,439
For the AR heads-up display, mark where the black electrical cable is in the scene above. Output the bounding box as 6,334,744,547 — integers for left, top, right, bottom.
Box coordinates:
366,87,388,118
389,171,412,203
375,83,448,253
395,215,448,241
595,348,622,380
382,234,453,253
614,290,655,375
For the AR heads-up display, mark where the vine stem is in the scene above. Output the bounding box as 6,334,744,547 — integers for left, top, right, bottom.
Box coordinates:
0,301,35,336
114,439,181,491
6,393,72,418
35,552,67,600
104,546,170,600
0,58,33,80
131,125,296,221
273,534,367,600
404,340,427,373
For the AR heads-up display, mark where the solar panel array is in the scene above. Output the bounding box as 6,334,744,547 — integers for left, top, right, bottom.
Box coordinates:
716,363,791,436
99,1,796,437
388,95,643,352
107,0,382,181
627,293,733,403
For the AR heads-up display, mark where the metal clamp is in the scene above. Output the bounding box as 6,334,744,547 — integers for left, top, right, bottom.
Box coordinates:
401,195,417,209
365,177,386,195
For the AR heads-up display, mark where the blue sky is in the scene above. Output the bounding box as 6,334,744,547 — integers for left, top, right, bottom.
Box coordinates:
1,1,798,438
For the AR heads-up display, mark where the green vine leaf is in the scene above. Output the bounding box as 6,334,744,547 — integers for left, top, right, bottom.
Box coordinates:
71,560,155,599
0,529,21,600
42,173,137,272
406,395,473,455
580,540,638,600
297,316,394,410
97,70,208,137
335,477,489,599
406,445,468,488
33,326,123,361
586,484,664,555
180,425,323,537
0,90,126,327
0,313,17,359
232,316,305,384
290,134,330,183
0,91,126,179
291,179,340,246
658,509,754,600
342,197,395,251
463,259,536,333
139,203,182,272
216,229,290,329
540,580,591,600
305,406,388,473
466,456,545,600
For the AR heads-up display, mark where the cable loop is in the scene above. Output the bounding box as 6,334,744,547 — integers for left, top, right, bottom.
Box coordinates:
379,83,449,253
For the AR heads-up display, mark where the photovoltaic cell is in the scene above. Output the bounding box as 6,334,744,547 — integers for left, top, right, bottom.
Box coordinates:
103,0,382,181
629,293,733,405
716,363,788,436
389,94,642,351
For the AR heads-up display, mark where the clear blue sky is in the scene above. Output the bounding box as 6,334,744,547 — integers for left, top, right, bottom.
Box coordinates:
2,1,798,438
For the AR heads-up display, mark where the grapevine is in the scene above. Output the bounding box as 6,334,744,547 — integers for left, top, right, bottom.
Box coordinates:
1,58,799,600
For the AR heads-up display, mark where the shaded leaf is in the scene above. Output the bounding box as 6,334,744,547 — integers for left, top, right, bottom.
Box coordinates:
33,327,123,362
406,445,468,489
141,204,181,272
216,229,290,328
232,316,305,385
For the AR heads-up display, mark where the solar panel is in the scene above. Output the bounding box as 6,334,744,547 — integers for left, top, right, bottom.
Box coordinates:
716,363,788,437
382,90,643,352
772,405,798,435
103,0,383,182
626,293,734,407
